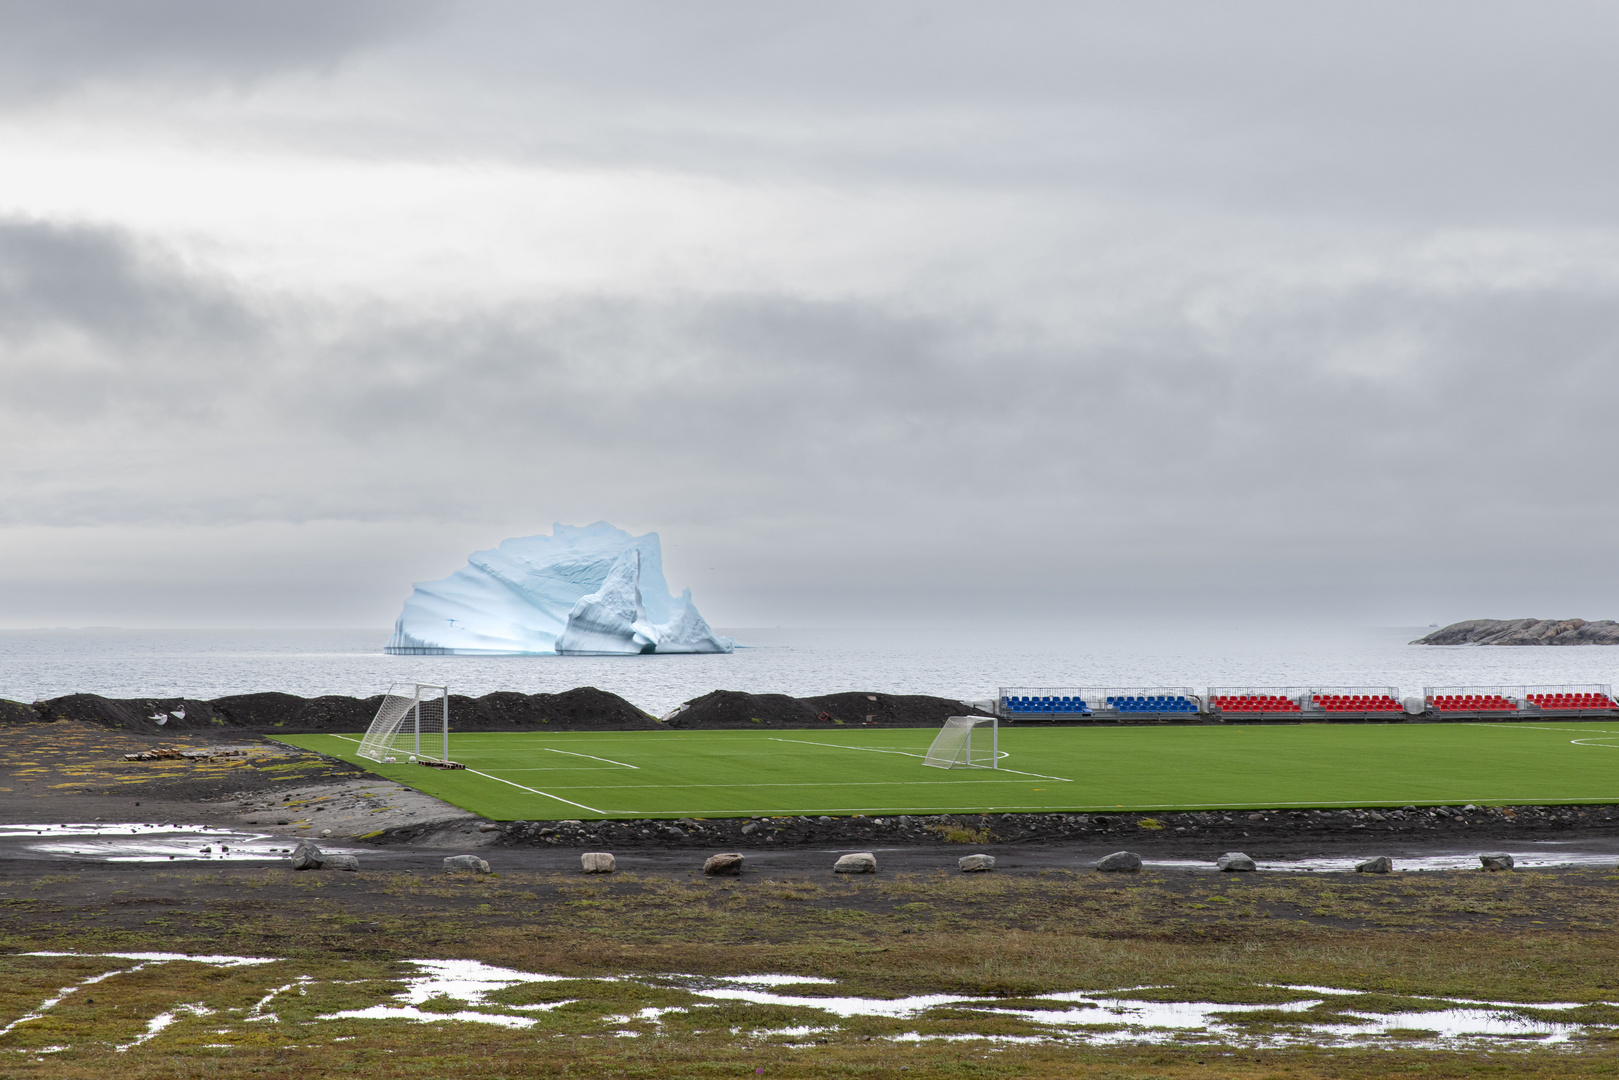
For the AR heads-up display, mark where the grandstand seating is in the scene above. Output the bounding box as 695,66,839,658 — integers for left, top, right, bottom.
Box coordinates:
1310,693,1403,713
1527,692,1618,711
1427,694,1515,712
1000,695,1091,716
1104,695,1197,714
1213,694,1299,714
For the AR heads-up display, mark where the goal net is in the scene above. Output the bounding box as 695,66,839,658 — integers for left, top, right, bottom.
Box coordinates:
358,683,451,765
923,715,999,769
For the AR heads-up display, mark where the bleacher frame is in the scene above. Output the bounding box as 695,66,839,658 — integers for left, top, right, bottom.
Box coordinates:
1422,685,1524,716
1521,683,1618,715
1207,687,1310,719
1302,686,1407,720
991,683,1619,724
996,688,1094,720
996,687,1203,722
1415,684,1618,718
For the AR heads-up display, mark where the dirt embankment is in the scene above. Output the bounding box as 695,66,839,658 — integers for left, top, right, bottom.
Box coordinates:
662,690,992,729
1,688,987,736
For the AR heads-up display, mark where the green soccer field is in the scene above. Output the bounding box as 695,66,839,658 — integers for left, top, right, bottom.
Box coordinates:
281,720,1619,821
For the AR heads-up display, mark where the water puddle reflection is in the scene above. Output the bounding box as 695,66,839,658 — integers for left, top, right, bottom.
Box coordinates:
5,953,1613,1052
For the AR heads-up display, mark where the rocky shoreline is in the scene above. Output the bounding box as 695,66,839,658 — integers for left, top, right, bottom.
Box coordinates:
1,688,990,735
1415,618,1619,645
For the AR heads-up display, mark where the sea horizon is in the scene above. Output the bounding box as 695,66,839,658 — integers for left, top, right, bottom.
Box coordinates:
5,624,1619,717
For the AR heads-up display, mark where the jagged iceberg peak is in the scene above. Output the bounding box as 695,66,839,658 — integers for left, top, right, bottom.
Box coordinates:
385,522,734,656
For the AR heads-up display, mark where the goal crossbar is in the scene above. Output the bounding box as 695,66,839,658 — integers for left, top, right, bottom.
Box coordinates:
358,683,450,764
923,715,999,769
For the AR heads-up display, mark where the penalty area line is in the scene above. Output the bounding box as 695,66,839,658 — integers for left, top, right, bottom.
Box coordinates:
766,737,1075,782
319,735,603,814
461,769,604,815
547,748,638,768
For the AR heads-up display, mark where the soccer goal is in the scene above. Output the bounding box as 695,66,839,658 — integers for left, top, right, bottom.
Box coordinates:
923,715,999,769
357,683,460,768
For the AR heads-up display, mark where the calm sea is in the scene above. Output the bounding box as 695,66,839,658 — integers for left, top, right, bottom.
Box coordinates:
4,625,1619,716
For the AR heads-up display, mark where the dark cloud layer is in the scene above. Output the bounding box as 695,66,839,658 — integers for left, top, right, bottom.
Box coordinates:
0,0,444,100
3,4,1619,625
4,213,1618,623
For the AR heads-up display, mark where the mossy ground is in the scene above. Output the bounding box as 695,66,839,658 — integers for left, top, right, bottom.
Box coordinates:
2,862,1619,1076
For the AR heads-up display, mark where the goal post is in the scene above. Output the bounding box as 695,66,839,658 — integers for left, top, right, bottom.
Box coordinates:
923,715,999,769
358,683,451,765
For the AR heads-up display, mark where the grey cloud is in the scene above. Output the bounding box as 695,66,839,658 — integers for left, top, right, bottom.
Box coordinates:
0,0,447,101
0,220,261,424
320,2,1619,226
7,216,1617,616
0,219,252,342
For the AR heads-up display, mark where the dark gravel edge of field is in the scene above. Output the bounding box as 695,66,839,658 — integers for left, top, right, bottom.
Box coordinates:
415,802,1619,853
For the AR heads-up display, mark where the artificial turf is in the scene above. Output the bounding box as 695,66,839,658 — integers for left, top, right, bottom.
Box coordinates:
282,719,1619,821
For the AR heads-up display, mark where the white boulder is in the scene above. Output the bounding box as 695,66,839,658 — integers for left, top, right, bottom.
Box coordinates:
1216,852,1257,872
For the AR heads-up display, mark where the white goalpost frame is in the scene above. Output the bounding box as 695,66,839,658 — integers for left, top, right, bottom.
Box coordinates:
923,715,999,769
358,683,449,764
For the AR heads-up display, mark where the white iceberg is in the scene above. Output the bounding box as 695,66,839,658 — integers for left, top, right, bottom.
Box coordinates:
384,522,733,656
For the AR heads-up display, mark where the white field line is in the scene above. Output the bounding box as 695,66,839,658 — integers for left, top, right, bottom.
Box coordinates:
322,734,603,814
458,769,603,815
1476,724,1619,734
766,737,1074,782
491,780,1082,791
551,795,1619,817
487,767,634,773
546,748,638,768
556,790,1619,816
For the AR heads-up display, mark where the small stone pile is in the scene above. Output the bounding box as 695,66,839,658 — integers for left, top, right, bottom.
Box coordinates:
123,747,185,762
123,747,247,762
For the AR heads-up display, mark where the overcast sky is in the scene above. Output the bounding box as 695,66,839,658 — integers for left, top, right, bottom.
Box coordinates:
3,1,1619,629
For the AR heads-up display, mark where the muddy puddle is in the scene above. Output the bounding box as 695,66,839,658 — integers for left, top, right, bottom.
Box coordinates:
0,823,359,862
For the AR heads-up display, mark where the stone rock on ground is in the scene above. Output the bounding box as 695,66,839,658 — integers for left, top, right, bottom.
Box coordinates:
443,854,491,873
833,852,877,873
1480,853,1515,871
289,841,324,870
1355,856,1393,873
958,854,995,872
581,852,616,873
1093,851,1142,872
323,854,360,871
1217,851,1257,872
703,852,744,875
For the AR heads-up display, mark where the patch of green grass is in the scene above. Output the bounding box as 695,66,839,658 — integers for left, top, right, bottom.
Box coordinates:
284,720,1619,821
